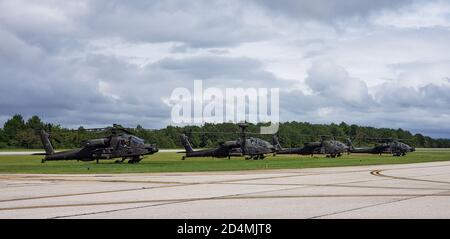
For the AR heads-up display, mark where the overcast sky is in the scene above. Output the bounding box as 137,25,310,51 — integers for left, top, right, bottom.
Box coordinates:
1,0,450,138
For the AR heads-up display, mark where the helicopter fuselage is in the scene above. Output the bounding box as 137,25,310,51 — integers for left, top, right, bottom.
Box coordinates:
39,129,158,163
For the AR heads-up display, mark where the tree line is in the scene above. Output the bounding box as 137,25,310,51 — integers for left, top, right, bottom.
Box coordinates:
1,114,450,149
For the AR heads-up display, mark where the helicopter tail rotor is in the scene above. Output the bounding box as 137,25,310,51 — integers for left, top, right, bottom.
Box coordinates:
345,138,354,154
180,134,194,153
38,128,55,155
272,134,283,151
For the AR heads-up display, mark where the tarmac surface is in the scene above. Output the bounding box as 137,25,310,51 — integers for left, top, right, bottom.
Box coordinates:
1,161,450,218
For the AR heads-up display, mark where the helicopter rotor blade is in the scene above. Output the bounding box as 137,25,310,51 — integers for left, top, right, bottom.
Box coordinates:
112,124,134,134
188,131,239,135
74,124,135,135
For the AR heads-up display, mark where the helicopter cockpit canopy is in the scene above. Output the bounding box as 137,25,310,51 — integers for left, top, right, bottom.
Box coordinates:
130,135,145,145
247,137,274,148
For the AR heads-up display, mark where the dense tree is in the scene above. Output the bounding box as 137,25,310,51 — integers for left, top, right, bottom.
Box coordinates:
3,115,25,136
26,115,44,130
0,128,6,148
1,114,450,149
15,129,40,148
2,114,26,146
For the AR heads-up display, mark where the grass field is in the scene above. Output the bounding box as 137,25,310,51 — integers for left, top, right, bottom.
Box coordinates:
0,148,54,152
0,149,449,174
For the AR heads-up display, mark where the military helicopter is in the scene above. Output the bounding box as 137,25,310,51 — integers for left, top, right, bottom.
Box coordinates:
346,138,390,155
180,134,242,159
36,124,158,164
179,123,276,160
389,140,415,156
367,137,415,156
272,134,350,158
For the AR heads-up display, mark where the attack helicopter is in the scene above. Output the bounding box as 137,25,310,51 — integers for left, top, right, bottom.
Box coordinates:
346,138,390,155
36,124,158,164
366,137,415,156
389,140,416,156
180,134,242,159
180,123,276,160
272,134,350,158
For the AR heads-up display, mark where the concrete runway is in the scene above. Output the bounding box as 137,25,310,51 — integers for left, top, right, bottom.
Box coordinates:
1,161,450,218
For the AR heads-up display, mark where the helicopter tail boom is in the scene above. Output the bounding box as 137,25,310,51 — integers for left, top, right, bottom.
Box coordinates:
345,138,355,151
180,134,194,153
272,135,283,151
38,130,55,155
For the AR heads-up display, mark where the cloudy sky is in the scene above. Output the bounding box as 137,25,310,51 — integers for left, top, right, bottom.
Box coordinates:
1,0,450,138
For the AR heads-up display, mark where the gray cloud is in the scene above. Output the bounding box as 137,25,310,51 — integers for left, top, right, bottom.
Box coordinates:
85,0,272,48
305,60,374,108
153,56,286,88
376,83,450,110
253,0,413,22
0,44,289,128
0,0,449,138
279,60,450,138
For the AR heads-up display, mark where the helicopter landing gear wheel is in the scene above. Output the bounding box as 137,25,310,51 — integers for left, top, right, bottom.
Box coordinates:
128,156,141,164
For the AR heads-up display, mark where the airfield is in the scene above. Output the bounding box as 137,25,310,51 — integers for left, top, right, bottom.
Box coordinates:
0,149,450,218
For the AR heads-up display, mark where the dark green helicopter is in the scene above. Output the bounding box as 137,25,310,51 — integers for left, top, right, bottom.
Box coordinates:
346,138,390,155
272,134,350,158
388,140,415,156
354,137,415,156
36,124,158,164
180,123,276,160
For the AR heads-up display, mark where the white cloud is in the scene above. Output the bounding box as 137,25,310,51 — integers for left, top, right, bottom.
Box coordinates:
305,60,373,107
0,0,449,138
0,0,88,35
0,29,43,63
372,0,450,29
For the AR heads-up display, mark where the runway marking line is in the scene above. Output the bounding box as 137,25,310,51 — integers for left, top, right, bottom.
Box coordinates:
2,165,449,209
370,169,450,185
2,162,450,217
